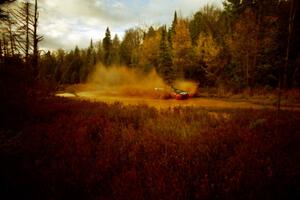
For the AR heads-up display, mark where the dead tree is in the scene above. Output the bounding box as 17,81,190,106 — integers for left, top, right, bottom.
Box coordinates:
4,13,19,56
32,0,43,77
12,0,33,62
0,0,43,67
11,0,42,77
0,3,18,58
0,0,16,19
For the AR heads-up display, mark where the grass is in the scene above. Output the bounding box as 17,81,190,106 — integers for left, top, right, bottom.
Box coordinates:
199,87,300,106
0,95,300,200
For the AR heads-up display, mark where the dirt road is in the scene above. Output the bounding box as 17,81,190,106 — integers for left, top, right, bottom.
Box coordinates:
55,91,292,110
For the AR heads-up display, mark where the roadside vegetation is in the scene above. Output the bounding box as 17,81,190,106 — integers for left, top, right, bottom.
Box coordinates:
1,95,299,199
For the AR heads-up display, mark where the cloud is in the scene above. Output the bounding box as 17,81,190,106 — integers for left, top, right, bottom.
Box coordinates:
37,0,223,50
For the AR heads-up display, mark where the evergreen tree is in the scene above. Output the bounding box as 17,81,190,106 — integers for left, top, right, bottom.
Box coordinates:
54,48,65,83
83,39,96,80
39,51,57,82
96,41,103,63
147,26,156,38
168,11,178,47
87,39,94,55
158,26,174,85
111,34,121,65
171,11,178,35
87,39,96,66
66,46,82,83
102,27,112,66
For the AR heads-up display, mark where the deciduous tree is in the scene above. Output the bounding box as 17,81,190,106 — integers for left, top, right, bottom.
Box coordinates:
140,27,160,71
120,28,143,67
172,19,194,80
227,8,258,88
196,32,220,84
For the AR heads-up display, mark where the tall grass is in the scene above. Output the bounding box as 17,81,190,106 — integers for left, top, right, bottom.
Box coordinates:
0,96,299,199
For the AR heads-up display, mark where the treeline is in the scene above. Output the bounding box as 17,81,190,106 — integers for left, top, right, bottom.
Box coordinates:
1,0,300,90
38,27,141,84
40,0,299,90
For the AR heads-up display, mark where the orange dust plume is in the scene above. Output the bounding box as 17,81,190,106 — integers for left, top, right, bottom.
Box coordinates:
66,64,198,99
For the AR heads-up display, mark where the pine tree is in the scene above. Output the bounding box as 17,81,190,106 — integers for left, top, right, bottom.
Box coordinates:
147,26,156,38
68,46,82,83
171,11,178,35
96,41,103,63
102,27,112,66
168,11,178,47
87,39,96,65
85,39,96,77
158,26,174,85
111,34,121,65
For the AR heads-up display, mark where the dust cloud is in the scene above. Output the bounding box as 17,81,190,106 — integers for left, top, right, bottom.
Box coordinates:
69,64,198,99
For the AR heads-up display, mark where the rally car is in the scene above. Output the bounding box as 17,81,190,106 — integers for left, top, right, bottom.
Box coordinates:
171,86,189,100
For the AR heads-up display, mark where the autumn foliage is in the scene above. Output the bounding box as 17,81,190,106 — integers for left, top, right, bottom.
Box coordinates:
1,1,300,199
1,96,299,199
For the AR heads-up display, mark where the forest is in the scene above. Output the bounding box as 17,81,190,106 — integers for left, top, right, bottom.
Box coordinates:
0,0,300,199
1,0,299,90
41,1,299,91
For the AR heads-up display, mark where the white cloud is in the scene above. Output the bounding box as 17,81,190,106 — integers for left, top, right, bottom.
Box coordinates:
37,0,223,50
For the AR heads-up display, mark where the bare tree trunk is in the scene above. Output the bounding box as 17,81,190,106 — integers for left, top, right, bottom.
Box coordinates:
25,1,29,62
8,19,15,56
32,0,38,78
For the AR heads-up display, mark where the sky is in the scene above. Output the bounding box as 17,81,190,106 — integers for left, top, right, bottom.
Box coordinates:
34,0,223,51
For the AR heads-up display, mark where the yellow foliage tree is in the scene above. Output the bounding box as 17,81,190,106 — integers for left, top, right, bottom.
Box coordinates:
227,8,258,88
195,32,221,84
140,32,160,68
172,19,194,79
196,32,220,65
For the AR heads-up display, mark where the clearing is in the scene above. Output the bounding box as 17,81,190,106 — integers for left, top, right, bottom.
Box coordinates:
56,90,299,110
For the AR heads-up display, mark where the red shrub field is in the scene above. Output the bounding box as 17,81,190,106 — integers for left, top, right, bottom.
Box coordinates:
0,96,299,200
